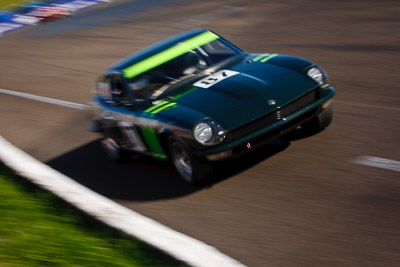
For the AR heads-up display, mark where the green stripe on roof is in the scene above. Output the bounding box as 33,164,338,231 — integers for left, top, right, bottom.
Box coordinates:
123,31,220,79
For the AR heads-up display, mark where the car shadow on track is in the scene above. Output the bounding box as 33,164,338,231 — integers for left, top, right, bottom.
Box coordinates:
211,139,290,185
47,138,291,201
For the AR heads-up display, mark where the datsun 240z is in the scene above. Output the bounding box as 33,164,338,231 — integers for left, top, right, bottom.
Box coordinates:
90,29,335,185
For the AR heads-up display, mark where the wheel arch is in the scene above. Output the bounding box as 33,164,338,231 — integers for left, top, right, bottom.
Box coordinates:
159,130,172,157
158,128,194,158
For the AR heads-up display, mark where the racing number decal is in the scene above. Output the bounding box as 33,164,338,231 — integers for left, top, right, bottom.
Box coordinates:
194,70,239,89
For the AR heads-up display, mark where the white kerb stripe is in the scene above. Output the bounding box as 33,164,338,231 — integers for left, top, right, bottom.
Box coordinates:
0,136,245,267
0,88,90,110
353,156,400,172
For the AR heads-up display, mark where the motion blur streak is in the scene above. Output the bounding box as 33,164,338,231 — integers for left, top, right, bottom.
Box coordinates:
1,0,400,266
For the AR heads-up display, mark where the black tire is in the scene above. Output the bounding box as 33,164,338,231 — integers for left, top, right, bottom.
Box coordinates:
301,105,333,133
101,137,133,162
167,136,213,185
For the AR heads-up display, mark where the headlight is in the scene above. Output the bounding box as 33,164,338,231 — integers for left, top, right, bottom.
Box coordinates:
194,123,213,143
307,66,329,88
193,120,226,146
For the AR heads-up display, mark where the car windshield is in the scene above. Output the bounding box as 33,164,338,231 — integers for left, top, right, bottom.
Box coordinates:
125,37,243,103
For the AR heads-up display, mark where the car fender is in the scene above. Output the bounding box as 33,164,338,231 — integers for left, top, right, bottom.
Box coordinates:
265,54,315,76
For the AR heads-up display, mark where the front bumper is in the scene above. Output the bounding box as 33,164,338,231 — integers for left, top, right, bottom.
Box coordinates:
193,87,335,160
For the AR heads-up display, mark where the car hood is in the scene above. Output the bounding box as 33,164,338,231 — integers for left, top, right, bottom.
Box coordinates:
174,58,317,130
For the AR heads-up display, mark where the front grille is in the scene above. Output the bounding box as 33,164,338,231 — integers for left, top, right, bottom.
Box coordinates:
230,88,319,140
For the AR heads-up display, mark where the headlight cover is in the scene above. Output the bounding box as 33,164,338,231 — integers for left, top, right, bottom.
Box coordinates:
307,66,329,88
193,120,226,146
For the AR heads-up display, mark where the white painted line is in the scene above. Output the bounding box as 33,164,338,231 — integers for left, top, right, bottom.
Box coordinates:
0,135,245,267
353,156,400,172
0,88,90,110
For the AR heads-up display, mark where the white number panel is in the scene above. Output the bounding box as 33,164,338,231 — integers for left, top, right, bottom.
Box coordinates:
194,70,239,89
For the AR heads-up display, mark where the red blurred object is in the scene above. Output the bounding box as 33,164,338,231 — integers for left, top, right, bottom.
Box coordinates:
28,5,71,21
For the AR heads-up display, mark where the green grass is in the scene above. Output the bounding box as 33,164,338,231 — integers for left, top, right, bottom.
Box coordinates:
0,0,50,10
1,0,33,10
0,164,186,267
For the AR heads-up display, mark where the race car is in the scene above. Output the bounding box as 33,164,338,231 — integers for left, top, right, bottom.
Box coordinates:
90,29,335,185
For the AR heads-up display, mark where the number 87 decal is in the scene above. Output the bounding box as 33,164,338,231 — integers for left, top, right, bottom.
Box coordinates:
194,70,239,88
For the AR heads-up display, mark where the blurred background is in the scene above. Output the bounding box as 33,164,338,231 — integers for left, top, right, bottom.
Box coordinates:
0,0,399,266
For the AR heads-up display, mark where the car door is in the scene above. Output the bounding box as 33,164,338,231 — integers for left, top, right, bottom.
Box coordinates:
102,74,148,153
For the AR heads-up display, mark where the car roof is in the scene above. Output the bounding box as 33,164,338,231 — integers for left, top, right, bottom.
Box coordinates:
106,29,217,77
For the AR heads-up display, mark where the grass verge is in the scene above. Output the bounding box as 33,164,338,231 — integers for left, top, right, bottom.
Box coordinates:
0,164,186,267
1,1,33,10
0,0,51,10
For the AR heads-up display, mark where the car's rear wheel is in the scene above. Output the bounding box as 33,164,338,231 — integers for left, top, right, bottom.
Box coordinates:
301,105,333,133
101,137,133,162
167,136,213,185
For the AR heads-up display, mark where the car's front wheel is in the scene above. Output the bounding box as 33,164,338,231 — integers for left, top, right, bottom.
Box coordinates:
167,136,213,185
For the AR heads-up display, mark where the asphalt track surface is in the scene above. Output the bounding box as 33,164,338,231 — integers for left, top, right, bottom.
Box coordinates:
1,0,399,266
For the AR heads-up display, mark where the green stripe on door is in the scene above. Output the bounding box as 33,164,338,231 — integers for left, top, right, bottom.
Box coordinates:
140,126,166,159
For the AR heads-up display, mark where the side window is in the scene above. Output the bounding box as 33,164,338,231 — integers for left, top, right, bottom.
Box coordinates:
110,74,129,105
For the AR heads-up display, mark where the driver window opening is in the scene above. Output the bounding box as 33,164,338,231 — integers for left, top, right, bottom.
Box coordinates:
128,74,154,106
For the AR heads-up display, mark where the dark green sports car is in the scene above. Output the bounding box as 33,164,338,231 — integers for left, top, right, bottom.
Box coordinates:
90,29,335,185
